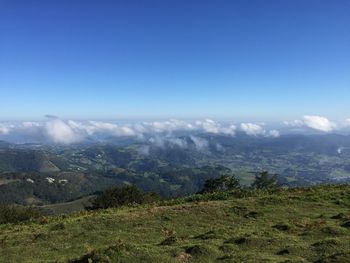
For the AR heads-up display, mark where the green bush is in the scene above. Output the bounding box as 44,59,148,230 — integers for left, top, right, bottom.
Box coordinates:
0,205,42,224
88,185,160,210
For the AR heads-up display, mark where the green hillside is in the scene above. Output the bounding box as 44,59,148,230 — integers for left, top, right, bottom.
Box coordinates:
0,185,349,262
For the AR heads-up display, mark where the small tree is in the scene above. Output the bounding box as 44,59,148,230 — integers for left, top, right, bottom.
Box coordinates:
252,171,278,190
201,175,240,193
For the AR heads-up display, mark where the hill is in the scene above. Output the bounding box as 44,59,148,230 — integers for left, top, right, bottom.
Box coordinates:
1,133,350,206
0,185,349,262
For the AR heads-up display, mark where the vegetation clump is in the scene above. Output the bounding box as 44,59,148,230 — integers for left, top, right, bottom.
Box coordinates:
0,204,42,224
88,185,160,210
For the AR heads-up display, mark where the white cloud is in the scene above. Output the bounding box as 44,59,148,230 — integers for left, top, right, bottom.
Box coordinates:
0,126,10,135
149,136,165,147
22,122,41,128
144,119,194,133
215,143,225,152
195,119,236,135
167,137,188,148
268,129,280,137
148,136,188,149
195,119,220,133
240,123,265,136
88,121,136,137
284,115,337,133
45,118,82,144
138,145,150,156
190,135,208,151
302,115,336,132
283,120,304,127
239,123,280,137
0,117,285,144
0,123,13,135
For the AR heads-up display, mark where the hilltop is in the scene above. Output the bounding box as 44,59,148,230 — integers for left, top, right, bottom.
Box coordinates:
0,184,349,262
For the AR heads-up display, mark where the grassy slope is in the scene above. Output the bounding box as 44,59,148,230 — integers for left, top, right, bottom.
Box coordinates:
0,185,349,263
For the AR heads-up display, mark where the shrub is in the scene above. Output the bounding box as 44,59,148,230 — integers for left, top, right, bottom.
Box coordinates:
88,185,160,210
0,205,42,224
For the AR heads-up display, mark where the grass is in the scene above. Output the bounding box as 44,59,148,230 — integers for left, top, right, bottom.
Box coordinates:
0,185,349,262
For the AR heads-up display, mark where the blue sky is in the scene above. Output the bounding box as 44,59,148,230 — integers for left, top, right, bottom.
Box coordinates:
0,0,349,121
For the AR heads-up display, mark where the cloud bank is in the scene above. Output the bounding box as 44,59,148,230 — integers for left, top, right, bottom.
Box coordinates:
0,117,282,144
2,115,349,145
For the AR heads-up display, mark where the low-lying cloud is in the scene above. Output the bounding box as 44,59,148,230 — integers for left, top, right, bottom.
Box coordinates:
0,126,10,135
0,117,241,144
189,135,209,151
240,123,279,137
303,115,336,132
240,123,264,136
284,115,337,132
7,115,350,145
45,118,82,144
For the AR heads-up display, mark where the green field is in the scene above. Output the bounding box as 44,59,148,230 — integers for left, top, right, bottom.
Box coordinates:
0,185,349,262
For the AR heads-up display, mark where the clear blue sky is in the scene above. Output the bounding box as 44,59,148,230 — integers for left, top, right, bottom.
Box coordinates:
0,0,349,121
